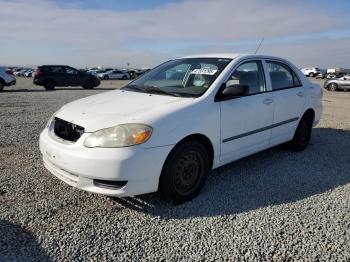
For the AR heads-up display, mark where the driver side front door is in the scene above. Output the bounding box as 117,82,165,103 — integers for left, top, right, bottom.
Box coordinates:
219,60,274,163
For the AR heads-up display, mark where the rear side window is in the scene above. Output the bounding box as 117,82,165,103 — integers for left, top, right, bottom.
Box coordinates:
48,66,64,73
266,61,302,90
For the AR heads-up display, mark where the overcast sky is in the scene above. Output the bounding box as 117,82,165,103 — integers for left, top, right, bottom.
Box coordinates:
1,0,350,68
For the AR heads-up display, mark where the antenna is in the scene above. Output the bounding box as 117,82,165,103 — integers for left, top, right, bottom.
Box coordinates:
254,37,264,54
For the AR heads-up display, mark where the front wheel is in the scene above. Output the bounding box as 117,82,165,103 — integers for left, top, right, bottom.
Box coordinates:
288,113,313,151
82,81,94,89
328,83,338,91
159,141,210,204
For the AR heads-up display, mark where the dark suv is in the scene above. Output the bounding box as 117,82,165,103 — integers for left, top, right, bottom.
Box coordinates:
33,65,100,90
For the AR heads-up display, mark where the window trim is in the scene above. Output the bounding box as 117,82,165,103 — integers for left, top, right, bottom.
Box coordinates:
265,60,303,91
214,59,268,102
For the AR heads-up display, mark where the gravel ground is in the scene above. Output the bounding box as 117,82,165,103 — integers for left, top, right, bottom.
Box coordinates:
0,78,349,261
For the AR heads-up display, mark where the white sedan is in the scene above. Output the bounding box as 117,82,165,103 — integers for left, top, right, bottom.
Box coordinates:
98,70,129,80
39,54,322,203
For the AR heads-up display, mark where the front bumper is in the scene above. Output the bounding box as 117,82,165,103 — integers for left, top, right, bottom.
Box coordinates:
5,79,16,86
39,129,173,197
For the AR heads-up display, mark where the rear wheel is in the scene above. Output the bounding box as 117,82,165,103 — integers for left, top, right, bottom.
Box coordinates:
288,113,313,151
103,75,109,80
328,83,338,91
159,141,210,204
82,81,94,89
44,79,55,90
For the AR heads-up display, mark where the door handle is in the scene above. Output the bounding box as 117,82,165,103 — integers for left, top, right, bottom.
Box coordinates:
297,91,304,97
263,98,273,105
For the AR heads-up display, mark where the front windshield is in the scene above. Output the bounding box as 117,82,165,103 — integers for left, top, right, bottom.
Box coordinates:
123,58,232,97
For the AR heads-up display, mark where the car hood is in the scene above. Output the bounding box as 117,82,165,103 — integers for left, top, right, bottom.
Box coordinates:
55,89,192,132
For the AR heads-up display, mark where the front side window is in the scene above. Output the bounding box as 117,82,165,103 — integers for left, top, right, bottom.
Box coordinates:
226,60,266,95
66,67,79,75
124,58,232,97
267,61,301,90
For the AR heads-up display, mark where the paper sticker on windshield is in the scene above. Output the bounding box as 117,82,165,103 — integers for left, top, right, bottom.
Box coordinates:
190,68,218,75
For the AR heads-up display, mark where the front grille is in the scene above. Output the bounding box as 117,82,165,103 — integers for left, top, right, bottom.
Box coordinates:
53,117,84,142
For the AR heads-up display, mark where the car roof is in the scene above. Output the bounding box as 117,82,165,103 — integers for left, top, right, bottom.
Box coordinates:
182,53,244,59
180,53,290,61
40,65,70,67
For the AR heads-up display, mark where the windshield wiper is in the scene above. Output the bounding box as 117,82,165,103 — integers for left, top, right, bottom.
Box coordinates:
144,86,180,97
122,84,146,93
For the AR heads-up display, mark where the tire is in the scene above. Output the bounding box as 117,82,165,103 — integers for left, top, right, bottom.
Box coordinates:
122,75,127,80
288,113,313,151
103,75,109,80
82,81,94,89
0,79,4,91
44,79,55,90
159,140,210,204
328,83,338,91
309,72,314,77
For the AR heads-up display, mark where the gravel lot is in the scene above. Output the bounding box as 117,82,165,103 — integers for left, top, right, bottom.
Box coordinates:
0,77,349,261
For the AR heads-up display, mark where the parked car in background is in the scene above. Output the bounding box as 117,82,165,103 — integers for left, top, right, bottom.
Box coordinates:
98,70,129,80
324,75,350,91
39,54,322,203
87,69,103,76
315,73,327,79
326,74,336,79
327,68,349,76
33,65,100,90
14,69,29,76
128,70,138,79
5,69,14,75
326,73,345,79
87,68,114,75
301,67,321,77
24,70,34,77
0,67,16,91
12,68,23,75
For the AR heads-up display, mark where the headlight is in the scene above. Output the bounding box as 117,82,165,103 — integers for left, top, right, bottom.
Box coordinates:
84,124,152,148
47,111,58,128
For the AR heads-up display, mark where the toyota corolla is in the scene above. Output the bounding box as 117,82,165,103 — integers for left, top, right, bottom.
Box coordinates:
39,54,322,203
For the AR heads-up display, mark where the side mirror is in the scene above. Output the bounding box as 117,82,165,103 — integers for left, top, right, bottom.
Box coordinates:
216,84,249,101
